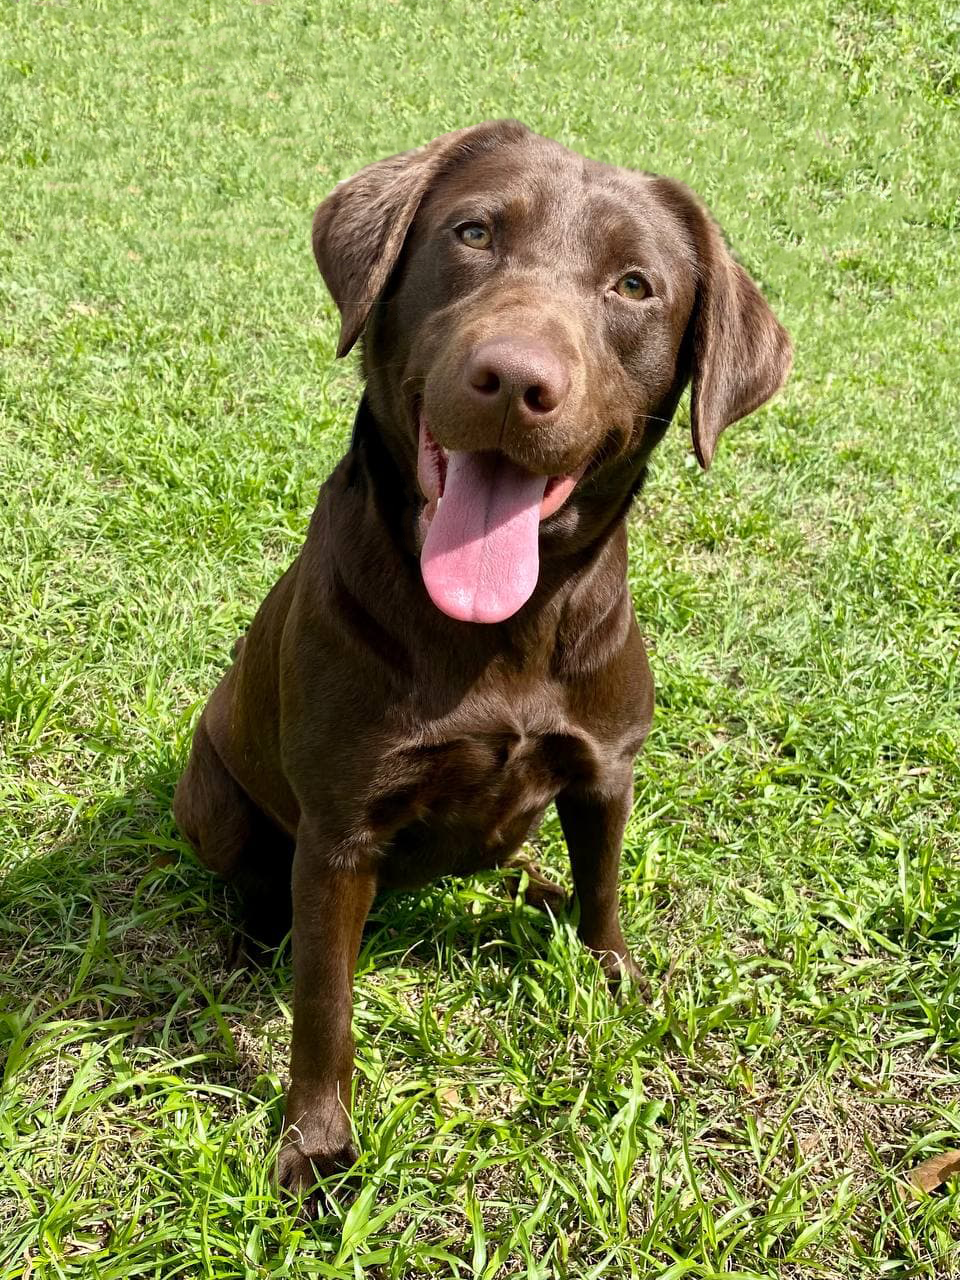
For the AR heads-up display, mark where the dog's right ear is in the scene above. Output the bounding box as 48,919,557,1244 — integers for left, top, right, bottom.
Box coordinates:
313,121,530,358
647,176,792,469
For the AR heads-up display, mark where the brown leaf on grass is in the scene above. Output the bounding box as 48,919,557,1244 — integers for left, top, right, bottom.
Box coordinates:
437,1085,460,1113
898,1149,960,1199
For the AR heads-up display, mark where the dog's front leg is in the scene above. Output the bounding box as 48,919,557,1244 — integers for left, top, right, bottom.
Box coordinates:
556,769,642,988
277,819,377,1205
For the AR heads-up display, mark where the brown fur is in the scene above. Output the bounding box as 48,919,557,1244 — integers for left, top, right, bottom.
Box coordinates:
173,119,791,1207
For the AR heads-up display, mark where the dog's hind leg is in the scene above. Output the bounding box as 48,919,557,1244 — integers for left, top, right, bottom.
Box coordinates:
174,711,294,951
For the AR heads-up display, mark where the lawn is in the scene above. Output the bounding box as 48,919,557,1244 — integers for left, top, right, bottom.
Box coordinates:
2,0,959,1275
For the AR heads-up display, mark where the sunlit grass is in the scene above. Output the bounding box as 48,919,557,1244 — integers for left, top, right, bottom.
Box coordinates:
2,0,959,1274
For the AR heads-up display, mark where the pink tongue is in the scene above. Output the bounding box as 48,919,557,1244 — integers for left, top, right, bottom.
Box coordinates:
421,451,548,623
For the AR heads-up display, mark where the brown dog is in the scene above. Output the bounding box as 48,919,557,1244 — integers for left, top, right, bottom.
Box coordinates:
173,119,791,1202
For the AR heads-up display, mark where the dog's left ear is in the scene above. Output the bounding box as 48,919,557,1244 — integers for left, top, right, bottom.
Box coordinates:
655,179,792,468
313,120,531,358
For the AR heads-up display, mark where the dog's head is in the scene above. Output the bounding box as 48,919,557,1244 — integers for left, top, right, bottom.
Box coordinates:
313,121,791,624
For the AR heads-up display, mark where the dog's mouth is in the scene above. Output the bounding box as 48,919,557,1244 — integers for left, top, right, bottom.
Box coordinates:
416,415,585,624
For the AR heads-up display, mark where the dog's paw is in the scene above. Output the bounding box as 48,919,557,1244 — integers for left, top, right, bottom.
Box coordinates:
276,1139,359,1218
597,949,648,998
505,860,570,913
522,875,569,913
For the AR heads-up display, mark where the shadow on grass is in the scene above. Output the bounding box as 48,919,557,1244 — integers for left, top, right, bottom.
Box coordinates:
0,768,565,1100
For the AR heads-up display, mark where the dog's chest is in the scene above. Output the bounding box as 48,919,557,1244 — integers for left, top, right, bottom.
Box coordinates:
367,701,602,884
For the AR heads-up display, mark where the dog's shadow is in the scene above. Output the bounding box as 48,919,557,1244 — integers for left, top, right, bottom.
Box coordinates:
0,770,566,1105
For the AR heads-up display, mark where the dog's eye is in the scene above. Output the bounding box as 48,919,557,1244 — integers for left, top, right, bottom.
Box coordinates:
457,223,493,250
614,273,650,300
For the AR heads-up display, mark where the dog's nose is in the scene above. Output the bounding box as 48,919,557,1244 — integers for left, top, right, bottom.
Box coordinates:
463,337,571,423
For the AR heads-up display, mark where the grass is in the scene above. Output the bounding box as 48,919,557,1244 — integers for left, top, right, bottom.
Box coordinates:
2,0,959,1274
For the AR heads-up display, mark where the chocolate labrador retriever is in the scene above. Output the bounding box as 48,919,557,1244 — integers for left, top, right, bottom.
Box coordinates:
173,119,791,1202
